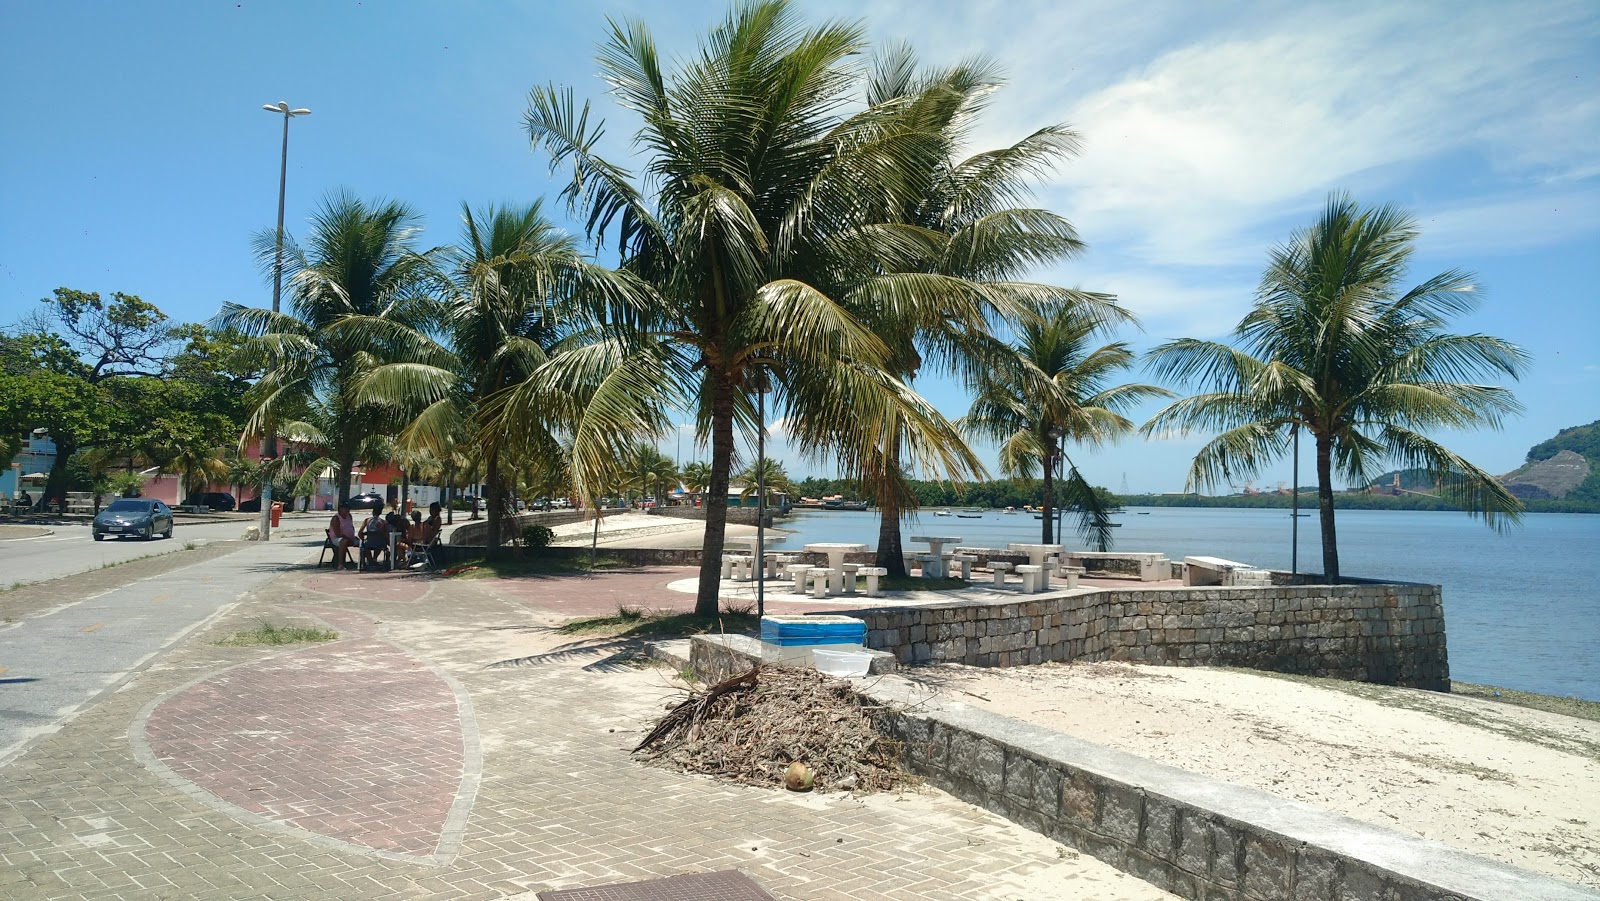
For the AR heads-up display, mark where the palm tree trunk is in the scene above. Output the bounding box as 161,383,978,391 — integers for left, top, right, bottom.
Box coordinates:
695,375,737,617
873,432,907,577
444,464,455,525
1315,432,1340,583
336,443,356,505
44,439,75,512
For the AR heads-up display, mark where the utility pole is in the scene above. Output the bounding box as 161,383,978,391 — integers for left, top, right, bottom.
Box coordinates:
257,100,310,541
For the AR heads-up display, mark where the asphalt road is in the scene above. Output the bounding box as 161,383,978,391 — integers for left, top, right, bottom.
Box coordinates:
0,512,329,589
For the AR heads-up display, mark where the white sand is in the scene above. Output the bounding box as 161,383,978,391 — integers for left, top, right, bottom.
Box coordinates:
899,661,1600,888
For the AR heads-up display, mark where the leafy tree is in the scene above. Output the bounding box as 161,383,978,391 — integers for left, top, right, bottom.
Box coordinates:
680,460,714,494
1143,193,1526,582
738,457,792,504
965,299,1165,550
8,291,181,502
524,0,986,614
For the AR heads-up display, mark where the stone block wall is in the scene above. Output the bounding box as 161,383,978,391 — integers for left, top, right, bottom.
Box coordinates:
859,582,1449,690
861,681,1589,901
446,511,586,546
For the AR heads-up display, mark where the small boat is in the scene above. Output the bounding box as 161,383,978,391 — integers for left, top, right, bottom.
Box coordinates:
956,513,982,519
934,510,953,517
1002,507,1016,514
1135,511,1151,515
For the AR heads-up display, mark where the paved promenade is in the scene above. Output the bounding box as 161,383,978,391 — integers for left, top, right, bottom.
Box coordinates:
0,557,1172,900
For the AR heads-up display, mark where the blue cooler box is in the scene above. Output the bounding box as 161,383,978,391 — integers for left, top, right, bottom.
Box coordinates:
759,615,866,647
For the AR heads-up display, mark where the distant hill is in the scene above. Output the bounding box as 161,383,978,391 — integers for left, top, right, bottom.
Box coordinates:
1362,418,1599,508
1503,419,1600,504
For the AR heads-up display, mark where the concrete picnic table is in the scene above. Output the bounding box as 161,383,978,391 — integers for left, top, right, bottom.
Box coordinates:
803,542,868,593
908,535,962,579
1008,543,1064,589
727,535,791,578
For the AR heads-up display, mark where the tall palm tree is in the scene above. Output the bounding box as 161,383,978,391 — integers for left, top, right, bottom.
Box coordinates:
738,457,793,504
1142,193,1526,582
354,201,648,556
216,191,438,503
523,1,978,614
965,299,1166,549
843,48,1119,574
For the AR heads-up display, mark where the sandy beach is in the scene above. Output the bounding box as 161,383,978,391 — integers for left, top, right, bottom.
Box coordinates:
895,660,1600,888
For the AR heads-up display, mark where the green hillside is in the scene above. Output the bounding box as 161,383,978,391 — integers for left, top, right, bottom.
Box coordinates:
1516,418,1600,504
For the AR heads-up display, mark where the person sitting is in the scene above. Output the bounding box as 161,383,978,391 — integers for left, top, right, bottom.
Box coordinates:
327,502,358,570
424,501,443,545
405,510,429,567
359,506,391,570
385,504,410,561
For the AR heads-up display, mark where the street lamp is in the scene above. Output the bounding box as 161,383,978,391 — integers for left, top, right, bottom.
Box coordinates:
257,100,310,542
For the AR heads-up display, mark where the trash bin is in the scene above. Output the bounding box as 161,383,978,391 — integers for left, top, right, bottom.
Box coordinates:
271,502,283,528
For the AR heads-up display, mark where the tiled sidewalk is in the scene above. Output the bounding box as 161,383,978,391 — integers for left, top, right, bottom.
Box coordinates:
0,564,1172,900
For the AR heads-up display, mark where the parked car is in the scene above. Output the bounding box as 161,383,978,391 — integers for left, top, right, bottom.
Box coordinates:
237,496,261,513
346,492,387,511
93,498,174,541
182,491,235,511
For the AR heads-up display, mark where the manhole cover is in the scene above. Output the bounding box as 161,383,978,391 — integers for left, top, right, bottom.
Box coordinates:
537,870,777,900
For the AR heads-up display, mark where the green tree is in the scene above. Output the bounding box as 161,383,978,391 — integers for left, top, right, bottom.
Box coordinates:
737,457,792,504
680,460,714,494
523,1,984,614
216,192,439,504
1143,193,1526,582
965,299,1165,550
354,201,646,556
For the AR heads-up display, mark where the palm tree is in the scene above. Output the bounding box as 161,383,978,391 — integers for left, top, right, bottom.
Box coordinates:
216,191,438,504
842,48,1117,574
965,299,1167,550
353,201,647,556
523,1,983,614
680,460,714,495
1142,193,1526,582
738,457,793,505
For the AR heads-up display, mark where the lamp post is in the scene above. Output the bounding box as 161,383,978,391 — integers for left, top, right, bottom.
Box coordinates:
257,100,310,542
1291,425,1300,577
756,379,769,618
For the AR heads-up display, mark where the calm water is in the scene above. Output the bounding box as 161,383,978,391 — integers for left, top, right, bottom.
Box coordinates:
767,507,1600,701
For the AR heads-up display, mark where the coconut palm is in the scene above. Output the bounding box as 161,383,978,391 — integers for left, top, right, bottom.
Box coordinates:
351,201,650,555
524,1,995,614
215,191,439,503
680,461,714,495
842,48,1128,574
965,299,1167,550
1142,193,1526,582
737,457,793,504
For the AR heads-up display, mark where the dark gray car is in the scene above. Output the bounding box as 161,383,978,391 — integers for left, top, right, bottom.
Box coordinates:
93,498,174,541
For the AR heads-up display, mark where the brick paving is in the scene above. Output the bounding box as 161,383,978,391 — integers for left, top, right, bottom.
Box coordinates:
0,564,1173,900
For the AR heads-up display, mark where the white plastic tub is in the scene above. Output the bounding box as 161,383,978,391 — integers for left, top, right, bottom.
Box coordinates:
811,648,873,677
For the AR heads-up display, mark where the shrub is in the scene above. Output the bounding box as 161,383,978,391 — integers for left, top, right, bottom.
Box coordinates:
521,524,554,550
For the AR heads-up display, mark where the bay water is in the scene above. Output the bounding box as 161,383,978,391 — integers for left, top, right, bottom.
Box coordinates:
767,507,1600,701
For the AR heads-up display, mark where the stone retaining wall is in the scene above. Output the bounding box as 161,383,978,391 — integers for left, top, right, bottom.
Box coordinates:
857,678,1590,901
446,511,586,546
647,505,776,526
860,582,1449,690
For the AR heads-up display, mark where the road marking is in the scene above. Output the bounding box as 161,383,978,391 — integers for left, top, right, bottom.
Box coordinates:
81,623,104,633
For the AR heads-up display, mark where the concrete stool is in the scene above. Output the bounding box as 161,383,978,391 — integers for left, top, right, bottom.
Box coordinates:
809,568,834,599
990,562,1013,587
1060,565,1084,589
902,553,918,575
720,554,740,579
950,553,976,580
840,562,861,594
1040,557,1056,590
915,553,941,578
787,564,814,594
861,566,888,597
774,554,797,579
734,555,757,581
1017,564,1043,593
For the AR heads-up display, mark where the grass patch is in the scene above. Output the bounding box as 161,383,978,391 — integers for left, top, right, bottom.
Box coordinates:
558,605,759,640
217,620,338,647
183,540,198,551
444,554,632,579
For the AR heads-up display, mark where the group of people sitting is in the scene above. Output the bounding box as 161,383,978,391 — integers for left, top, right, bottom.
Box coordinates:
326,500,443,571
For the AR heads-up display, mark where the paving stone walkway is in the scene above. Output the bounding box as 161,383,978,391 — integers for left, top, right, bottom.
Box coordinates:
0,562,1173,900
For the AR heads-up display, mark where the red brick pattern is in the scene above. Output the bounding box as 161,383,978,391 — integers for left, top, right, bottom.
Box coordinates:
142,637,467,858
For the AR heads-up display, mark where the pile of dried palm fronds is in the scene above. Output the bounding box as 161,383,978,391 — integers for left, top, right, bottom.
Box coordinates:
634,665,909,793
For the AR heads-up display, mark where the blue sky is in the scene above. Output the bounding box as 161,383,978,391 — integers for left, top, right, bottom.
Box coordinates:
2,0,1596,492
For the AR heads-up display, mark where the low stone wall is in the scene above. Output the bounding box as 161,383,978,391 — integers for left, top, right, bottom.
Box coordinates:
446,511,587,546
859,582,1449,690
859,679,1590,901
648,505,777,526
